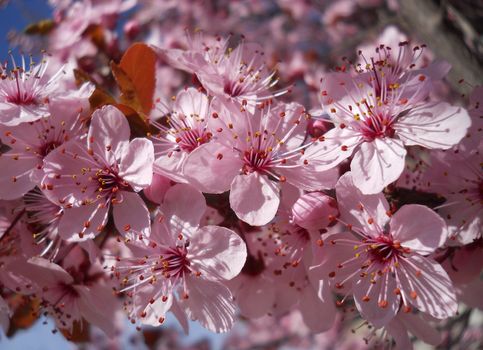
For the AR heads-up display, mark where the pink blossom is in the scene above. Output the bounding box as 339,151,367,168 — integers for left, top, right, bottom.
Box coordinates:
292,191,339,230
42,105,154,241
184,100,338,225
0,105,86,200
373,312,442,349
161,33,285,108
7,256,119,336
310,173,457,327
310,56,471,193
150,87,214,183
111,184,247,333
143,173,172,204
0,54,93,126
21,188,64,259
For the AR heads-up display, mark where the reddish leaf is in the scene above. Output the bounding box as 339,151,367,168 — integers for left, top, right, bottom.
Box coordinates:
60,319,90,343
119,43,157,115
7,296,40,337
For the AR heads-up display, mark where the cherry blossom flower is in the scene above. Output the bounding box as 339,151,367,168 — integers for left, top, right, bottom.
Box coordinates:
0,54,93,126
0,105,86,200
310,63,471,193
42,105,154,241
363,311,442,349
111,184,247,333
22,188,64,258
161,32,285,109
7,256,119,336
150,87,214,183
184,100,338,225
310,172,458,327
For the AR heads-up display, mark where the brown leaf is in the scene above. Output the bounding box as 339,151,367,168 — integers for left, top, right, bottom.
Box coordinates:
111,62,144,114
118,43,157,115
60,319,90,343
89,88,117,111
7,296,40,337
115,103,154,138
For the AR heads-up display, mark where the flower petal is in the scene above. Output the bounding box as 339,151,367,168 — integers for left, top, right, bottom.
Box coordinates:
183,142,241,193
112,191,151,237
88,105,129,163
397,255,457,319
335,172,390,235
353,271,399,328
59,203,109,241
396,102,471,149
229,173,280,226
299,281,336,333
390,204,446,254
162,184,206,233
190,225,246,281
182,277,236,333
351,138,407,194
119,138,154,191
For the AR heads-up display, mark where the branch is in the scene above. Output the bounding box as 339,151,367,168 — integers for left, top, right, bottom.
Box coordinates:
397,0,483,94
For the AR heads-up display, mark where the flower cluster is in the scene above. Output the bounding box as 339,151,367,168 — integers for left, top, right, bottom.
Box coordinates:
0,0,481,349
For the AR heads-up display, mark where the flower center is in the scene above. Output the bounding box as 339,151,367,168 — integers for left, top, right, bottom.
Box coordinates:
95,168,130,194
5,70,38,105
157,244,191,279
39,141,62,158
242,148,273,174
176,128,212,152
223,78,246,97
360,114,395,141
367,234,405,264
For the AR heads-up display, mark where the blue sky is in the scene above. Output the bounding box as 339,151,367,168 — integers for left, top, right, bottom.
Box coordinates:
0,0,52,57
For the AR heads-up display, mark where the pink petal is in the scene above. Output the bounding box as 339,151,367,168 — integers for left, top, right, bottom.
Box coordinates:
397,102,471,150
399,313,442,346
143,173,172,204
170,298,189,334
292,192,338,230
154,152,189,184
234,276,276,318
76,284,119,337
13,257,73,287
183,142,241,193
132,284,173,326
174,87,209,119
335,173,390,234
351,138,407,194
59,202,109,241
299,281,336,333
303,126,362,171
229,173,280,226
119,138,154,191
398,255,457,319
279,164,338,191
309,231,358,293
0,296,10,334
190,225,246,280
181,276,236,333
88,105,129,163
390,204,446,254
112,191,151,237
162,184,207,233
385,317,413,350
353,271,399,328
0,155,37,199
